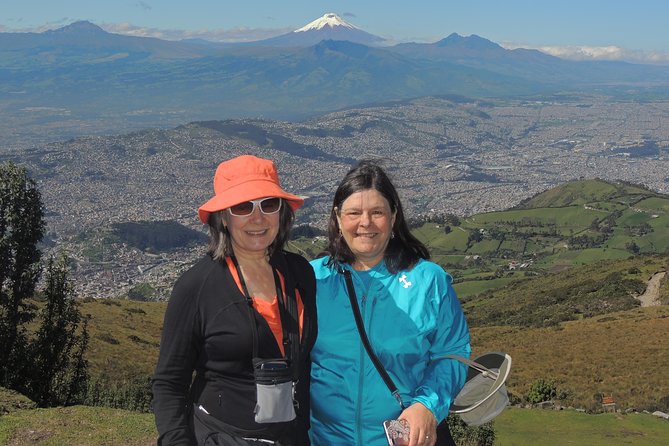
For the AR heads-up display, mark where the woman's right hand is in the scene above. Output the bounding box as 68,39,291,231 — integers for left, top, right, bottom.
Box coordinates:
398,402,437,446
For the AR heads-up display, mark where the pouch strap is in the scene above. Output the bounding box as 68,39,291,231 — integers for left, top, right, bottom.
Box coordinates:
231,255,260,359
273,267,301,382
269,251,302,382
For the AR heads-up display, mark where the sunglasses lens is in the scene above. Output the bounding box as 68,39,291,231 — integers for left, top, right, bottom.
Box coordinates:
260,198,281,214
228,198,281,216
229,201,254,216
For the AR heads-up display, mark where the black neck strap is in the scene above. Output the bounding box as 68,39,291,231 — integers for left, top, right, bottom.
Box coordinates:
231,255,298,374
340,265,406,410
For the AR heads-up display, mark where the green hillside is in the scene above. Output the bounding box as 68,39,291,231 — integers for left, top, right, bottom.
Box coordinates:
514,178,661,209
405,179,669,298
460,256,667,327
79,298,164,378
70,257,669,413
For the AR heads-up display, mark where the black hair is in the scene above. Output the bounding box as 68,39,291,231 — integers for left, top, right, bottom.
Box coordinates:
325,160,429,273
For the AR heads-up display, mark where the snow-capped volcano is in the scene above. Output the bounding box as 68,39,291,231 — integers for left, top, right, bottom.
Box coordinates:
251,13,386,47
294,13,357,32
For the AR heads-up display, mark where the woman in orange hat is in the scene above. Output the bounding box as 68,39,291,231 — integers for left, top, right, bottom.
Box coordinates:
152,155,317,446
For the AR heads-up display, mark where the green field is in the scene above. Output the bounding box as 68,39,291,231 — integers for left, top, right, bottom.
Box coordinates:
495,408,669,445
2,405,668,446
0,406,156,446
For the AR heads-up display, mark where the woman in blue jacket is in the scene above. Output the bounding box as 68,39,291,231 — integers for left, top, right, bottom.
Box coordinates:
309,160,471,446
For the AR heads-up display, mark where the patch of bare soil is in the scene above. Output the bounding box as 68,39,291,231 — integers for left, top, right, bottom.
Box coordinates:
635,271,667,307
6,429,54,446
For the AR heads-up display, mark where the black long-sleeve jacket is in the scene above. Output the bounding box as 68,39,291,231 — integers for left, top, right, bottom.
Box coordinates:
152,251,317,445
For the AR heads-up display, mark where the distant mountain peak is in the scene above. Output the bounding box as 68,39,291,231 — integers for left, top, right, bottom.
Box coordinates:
295,13,358,33
48,20,107,34
436,33,502,50
254,12,384,47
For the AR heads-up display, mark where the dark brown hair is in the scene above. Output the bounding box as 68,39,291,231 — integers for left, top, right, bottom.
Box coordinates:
325,160,429,273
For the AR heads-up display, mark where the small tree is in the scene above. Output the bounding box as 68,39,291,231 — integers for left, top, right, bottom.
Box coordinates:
0,162,44,389
625,241,640,254
0,163,89,408
589,218,600,232
26,254,90,406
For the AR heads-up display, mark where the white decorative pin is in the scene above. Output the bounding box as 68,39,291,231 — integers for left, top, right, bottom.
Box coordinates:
399,274,412,288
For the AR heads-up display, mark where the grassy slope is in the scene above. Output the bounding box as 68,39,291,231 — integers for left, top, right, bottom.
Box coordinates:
0,406,155,446
81,299,165,377
2,405,669,445
494,408,669,446
471,306,669,411
458,255,668,327
78,296,669,412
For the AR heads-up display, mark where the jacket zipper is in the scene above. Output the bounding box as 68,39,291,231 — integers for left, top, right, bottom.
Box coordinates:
356,275,380,446
356,279,366,446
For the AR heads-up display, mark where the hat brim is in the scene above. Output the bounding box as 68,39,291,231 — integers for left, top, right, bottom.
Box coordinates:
450,352,512,416
198,178,304,224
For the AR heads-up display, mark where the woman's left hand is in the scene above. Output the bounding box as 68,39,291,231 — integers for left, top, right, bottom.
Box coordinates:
398,402,437,446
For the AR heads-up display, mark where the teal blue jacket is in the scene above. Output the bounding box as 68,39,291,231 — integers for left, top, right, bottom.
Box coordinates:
309,257,471,446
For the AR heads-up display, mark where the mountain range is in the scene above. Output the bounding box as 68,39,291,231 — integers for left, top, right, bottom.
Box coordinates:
2,13,669,147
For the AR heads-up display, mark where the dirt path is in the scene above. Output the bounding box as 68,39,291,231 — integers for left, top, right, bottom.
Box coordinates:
635,271,666,307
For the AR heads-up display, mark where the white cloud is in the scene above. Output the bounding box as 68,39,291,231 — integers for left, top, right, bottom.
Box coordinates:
102,22,291,42
2,19,74,33
1,21,291,43
501,42,669,65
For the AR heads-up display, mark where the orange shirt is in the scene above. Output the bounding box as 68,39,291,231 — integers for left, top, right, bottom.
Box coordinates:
225,257,304,356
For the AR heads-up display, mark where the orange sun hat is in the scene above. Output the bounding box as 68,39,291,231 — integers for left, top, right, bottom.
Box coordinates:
198,155,304,224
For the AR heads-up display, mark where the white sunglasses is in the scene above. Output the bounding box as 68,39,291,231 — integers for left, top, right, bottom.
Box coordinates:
227,197,282,217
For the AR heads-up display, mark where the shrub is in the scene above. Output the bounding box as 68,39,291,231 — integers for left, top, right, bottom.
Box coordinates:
446,415,495,446
82,374,153,413
657,395,669,413
527,378,557,404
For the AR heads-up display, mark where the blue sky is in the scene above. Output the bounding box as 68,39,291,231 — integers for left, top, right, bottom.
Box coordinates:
2,0,669,63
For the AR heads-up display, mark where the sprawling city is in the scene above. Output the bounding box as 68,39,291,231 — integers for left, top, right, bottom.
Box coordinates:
5,94,667,299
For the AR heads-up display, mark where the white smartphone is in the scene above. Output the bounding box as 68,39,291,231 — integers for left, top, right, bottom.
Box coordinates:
383,419,410,446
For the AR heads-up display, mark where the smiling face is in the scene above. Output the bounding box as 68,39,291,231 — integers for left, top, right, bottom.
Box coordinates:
336,188,396,270
223,197,280,258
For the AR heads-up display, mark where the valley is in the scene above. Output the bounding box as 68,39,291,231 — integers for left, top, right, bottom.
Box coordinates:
4,95,668,299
